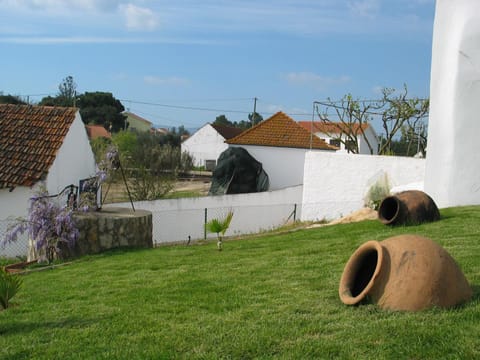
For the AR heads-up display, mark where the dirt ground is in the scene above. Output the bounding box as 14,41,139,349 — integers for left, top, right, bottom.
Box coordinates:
174,178,211,195
102,176,211,203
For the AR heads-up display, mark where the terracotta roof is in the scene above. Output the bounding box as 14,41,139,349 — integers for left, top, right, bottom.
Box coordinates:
85,124,111,140
211,124,244,140
298,121,370,135
0,104,78,189
226,112,337,150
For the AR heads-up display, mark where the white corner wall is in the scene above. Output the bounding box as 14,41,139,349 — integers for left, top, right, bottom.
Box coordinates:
301,152,425,221
425,0,480,208
46,112,97,194
230,145,327,190
181,124,228,167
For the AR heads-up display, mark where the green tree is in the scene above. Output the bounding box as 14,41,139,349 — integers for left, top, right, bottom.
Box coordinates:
213,114,233,127
39,76,77,107
112,130,138,158
248,111,263,126
77,92,127,132
0,94,27,105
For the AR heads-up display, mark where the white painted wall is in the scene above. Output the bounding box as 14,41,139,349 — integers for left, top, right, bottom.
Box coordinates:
46,112,97,195
181,124,228,167
229,145,331,190
425,0,480,208
106,185,303,244
301,152,425,222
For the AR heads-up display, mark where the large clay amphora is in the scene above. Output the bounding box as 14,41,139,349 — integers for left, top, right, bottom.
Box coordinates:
378,190,440,225
339,234,472,311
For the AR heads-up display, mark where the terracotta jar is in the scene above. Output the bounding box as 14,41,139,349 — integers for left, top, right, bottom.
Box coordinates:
338,234,472,311
378,190,440,225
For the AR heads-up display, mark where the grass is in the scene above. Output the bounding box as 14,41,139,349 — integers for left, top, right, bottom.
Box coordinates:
1,206,480,359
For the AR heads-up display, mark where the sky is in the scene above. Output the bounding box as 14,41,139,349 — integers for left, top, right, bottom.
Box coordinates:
0,0,436,132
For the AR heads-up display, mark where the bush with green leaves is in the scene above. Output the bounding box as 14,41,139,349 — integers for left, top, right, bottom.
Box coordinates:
0,268,22,310
364,173,391,210
205,211,234,251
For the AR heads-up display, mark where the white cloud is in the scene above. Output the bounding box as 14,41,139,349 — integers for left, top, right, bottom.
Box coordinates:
143,76,189,86
121,4,158,31
348,0,381,18
1,0,121,13
284,72,351,91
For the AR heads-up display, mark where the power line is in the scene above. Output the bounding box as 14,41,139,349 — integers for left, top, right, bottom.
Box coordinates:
119,98,252,114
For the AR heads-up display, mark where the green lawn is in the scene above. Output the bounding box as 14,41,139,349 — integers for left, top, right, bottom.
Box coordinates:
1,206,480,359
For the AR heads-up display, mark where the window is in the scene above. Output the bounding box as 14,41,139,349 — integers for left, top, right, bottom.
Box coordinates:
329,139,341,148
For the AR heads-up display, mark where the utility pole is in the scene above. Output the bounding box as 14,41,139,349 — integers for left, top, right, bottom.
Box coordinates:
250,97,257,127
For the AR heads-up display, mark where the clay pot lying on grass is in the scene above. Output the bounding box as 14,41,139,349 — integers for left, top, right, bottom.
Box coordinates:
378,190,440,226
339,234,472,311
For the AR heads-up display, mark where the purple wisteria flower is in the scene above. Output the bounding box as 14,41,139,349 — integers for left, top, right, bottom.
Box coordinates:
2,185,79,261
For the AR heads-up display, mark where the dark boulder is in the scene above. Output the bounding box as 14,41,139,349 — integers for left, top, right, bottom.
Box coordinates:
209,147,269,195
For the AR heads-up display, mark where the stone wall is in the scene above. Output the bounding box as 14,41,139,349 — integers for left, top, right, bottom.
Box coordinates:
73,207,153,256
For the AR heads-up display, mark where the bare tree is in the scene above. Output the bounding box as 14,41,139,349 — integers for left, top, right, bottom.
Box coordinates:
315,85,429,155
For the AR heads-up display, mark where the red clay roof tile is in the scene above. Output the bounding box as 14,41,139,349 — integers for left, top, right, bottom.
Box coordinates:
0,104,78,189
226,112,337,150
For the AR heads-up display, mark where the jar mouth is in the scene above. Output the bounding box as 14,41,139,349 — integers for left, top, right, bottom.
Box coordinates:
339,241,384,305
378,196,400,224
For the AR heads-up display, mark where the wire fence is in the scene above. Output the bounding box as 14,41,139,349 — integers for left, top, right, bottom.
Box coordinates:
0,219,29,260
0,201,300,259
150,202,299,245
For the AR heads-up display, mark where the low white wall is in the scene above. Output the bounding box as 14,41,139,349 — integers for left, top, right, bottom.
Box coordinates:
301,152,425,222
105,185,303,244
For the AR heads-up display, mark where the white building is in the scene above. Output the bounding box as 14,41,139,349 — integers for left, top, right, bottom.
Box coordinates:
298,121,379,155
0,104,97,257
424,0,480,208
181,123,243,170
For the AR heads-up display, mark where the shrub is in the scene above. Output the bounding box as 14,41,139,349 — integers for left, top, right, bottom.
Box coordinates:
205,211,234,251
0,268,22,310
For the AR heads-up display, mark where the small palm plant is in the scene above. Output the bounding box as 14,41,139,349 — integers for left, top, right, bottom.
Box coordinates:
0,268,22,310
205,211,234,251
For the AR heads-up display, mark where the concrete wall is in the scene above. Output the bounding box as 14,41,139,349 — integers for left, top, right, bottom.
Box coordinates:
229,145,329,190
425,0,480,208
301,152,425,222
181,124,227,167
106,185,303,245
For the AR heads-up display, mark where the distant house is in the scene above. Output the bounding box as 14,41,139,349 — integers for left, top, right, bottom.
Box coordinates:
181,123,243,170
226,112,337,190
298,121,379,155
85,124,111,140
123,111,153,132
0,104,97,256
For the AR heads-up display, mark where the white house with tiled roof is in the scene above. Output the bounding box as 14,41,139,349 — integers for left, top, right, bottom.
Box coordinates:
181,123,244,170
0,104,96,257
226,112,337,190
298,121,379,155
